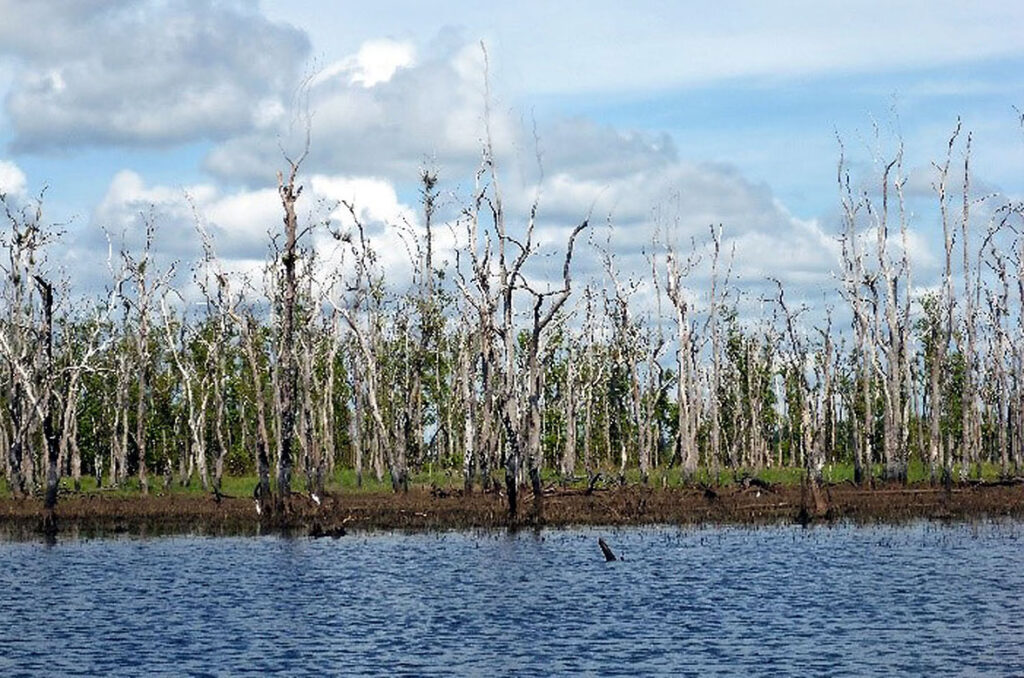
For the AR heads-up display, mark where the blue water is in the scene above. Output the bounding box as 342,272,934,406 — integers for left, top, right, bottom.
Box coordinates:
1,522,1023,676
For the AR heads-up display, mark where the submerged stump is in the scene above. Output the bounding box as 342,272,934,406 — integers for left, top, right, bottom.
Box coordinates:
598,537,617,562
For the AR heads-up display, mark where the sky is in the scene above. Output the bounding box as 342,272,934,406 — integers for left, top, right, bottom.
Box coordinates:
0,0,1021,314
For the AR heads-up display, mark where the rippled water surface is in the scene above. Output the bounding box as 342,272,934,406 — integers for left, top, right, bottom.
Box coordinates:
2,522,1023,676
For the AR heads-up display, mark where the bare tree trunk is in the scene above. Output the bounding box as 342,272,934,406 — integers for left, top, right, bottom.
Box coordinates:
212,339,229,497
6,382,26,497
112,350,129,487
838,144,875,486
959,133,980,480
37,277,61,514
68,406,81,491
774,280,827,517
460,334,476,490
708,227,725,483
236,315,272,504
299,334,316,495
933,122,961,486
276,159,303,506
873,153,909,483
665,245,698,481
319,319,341,493
350,374,363,488
561,349,577,478
582,368,594,480
135,317,149,495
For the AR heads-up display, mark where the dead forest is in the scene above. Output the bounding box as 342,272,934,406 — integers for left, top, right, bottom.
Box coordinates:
2,119,1023,520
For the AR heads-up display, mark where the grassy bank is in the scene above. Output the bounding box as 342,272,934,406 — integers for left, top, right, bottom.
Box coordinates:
1,459,1013,500
1,464,1023,540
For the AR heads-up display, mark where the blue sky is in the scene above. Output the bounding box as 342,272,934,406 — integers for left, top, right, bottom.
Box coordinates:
0,0,1021,303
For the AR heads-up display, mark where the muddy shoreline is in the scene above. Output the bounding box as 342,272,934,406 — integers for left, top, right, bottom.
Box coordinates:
2,481,1023,539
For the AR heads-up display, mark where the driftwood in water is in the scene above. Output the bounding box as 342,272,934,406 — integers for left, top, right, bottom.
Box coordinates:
598,538,617,562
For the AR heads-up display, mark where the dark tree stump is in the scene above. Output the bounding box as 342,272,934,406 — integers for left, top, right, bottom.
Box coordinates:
598,538,617,562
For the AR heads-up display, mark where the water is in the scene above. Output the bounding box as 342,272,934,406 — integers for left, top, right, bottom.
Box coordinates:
2,522,1023,676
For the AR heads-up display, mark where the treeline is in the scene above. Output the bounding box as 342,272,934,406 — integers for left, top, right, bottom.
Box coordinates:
2,121,1022,518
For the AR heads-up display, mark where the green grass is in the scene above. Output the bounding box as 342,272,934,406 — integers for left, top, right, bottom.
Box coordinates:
0,458,1012,500
0,465,479,499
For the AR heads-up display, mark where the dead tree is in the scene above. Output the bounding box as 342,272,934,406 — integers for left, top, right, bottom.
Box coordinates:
458,328,478,489
241,312,273,503
580,285,604,480
159,296,210,491
983,240,1011,477
274,147,307,505
190,218,245,495
1009,205,1024,475
314,303,344,494
193,206,275,504
600,243,642,483
58,293,118,492
405,169,442,471
664,241,700,480
706,226,733,482
772,279,827,517
931,122,963,485
34,276,60,513
0,192,110,515
838,139,876,486
862,145,912,483
121,217,175,495
332,202,408,491
559,333,580,478
519,219,589,504
0,192,57,496
957,132,983,480
451,46,591,518
452,172,501,493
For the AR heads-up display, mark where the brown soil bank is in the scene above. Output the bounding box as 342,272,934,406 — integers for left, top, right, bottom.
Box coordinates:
2,481,1023,539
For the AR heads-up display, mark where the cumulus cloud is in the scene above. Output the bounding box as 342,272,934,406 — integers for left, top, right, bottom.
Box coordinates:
494,118,841,300
311,175,416,228
67,167,427,300
311,39,416,89
204,32,512,185
0,159,27,197
198,26,852,308
89,170,282,267
36,23,859,321
0,0,309,149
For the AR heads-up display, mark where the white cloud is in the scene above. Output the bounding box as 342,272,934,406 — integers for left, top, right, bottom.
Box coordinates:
204,29,852,303
500,118,826,293
312,39,416,89
76,168,429,299
310,174,427,289
0,0,309,149
93,171,277,265
312,175,415,228
1,7,999,325
205,34,511,184
0,159,26,197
